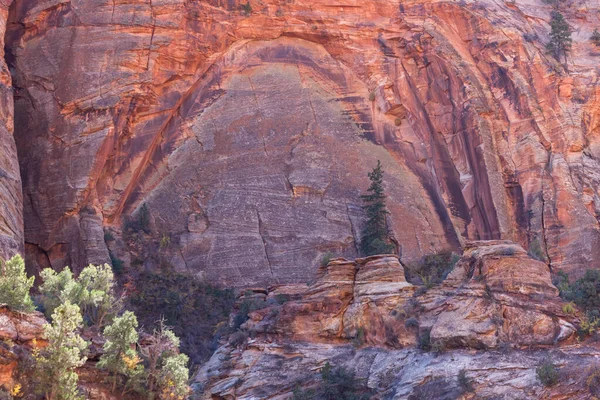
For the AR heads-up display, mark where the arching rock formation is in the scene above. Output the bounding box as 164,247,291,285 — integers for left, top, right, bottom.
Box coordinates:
2,0,600,284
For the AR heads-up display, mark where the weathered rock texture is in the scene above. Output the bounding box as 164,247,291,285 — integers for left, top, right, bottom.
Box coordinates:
0,0,22,260
247,255,417,347
0,305,45,392
421,241,575,349
196,342,600,400
195,246,593,399
2,0,600,284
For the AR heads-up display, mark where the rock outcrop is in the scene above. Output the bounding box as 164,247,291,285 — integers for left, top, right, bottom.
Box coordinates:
0,305,46,392
3,0,600,283
0,0,21,260
195,243,589,398
421,241,575,349
196,342,600,400
247,255,417,347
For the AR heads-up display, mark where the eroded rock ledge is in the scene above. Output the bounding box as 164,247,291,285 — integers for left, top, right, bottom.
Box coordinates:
195,241,588,399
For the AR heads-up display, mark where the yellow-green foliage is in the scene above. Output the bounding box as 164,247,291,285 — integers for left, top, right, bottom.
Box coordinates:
0,254,35,312
40,264,119,327
35,302,88,400
98,311,144,394
562,302,577,315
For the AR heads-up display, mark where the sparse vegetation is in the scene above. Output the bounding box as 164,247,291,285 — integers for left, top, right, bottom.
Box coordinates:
587,364,600,397
542,0,565,10
0,254,35,312
418,329,432,351
554,269,600,316
160,234,171,249
368,91,376,101
405,251,459,289
232,293,268,331
124,203,151,234
562,302,576,314
128,270,235,364
405,317,419,329
241,1,252,15
292,362,374,400
351,327,366,348
320,251,334,267
458,369,474,394
109,252,125,275
528,239,547,262
592,29,600,47
498,247,516,256
536,359,559,386
360,161,395,256
141,320,190,399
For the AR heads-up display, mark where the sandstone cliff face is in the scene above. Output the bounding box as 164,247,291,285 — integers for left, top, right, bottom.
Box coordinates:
195,244,590,399
0,0,22,261
3,0,600,284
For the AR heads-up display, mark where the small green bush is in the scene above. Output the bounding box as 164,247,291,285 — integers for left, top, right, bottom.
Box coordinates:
405,251,459,289
0,254,35,312
536,359,559,387
405,317,419,329
497,247,516,256
110,252,125,275
160,234,171,249
418,329,432,351
351,327,366,348
320,251,334,267
35,302,89,399
562,302,577,314
368,92,376,101
123,203,151,234
229,331,248,347
528,239,547,262
587,364,600,397
591,29,600,47
554,269,600,318
241,1,252,15
232,295,267,331
458,369,474,393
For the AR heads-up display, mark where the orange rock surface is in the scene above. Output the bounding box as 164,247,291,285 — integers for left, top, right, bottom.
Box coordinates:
196,243,589,399
0,0,599,283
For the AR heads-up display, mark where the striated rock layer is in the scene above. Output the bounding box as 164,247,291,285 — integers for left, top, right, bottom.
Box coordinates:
4,0,600,283
0,0,21,260
195,244,589,399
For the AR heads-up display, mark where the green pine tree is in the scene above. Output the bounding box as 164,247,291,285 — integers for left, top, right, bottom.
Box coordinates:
360,161,395,256
547,11,572,64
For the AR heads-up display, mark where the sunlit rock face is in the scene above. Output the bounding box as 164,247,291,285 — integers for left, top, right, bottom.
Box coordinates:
3,0,600,283
195,246,583,399
0,0,22,260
